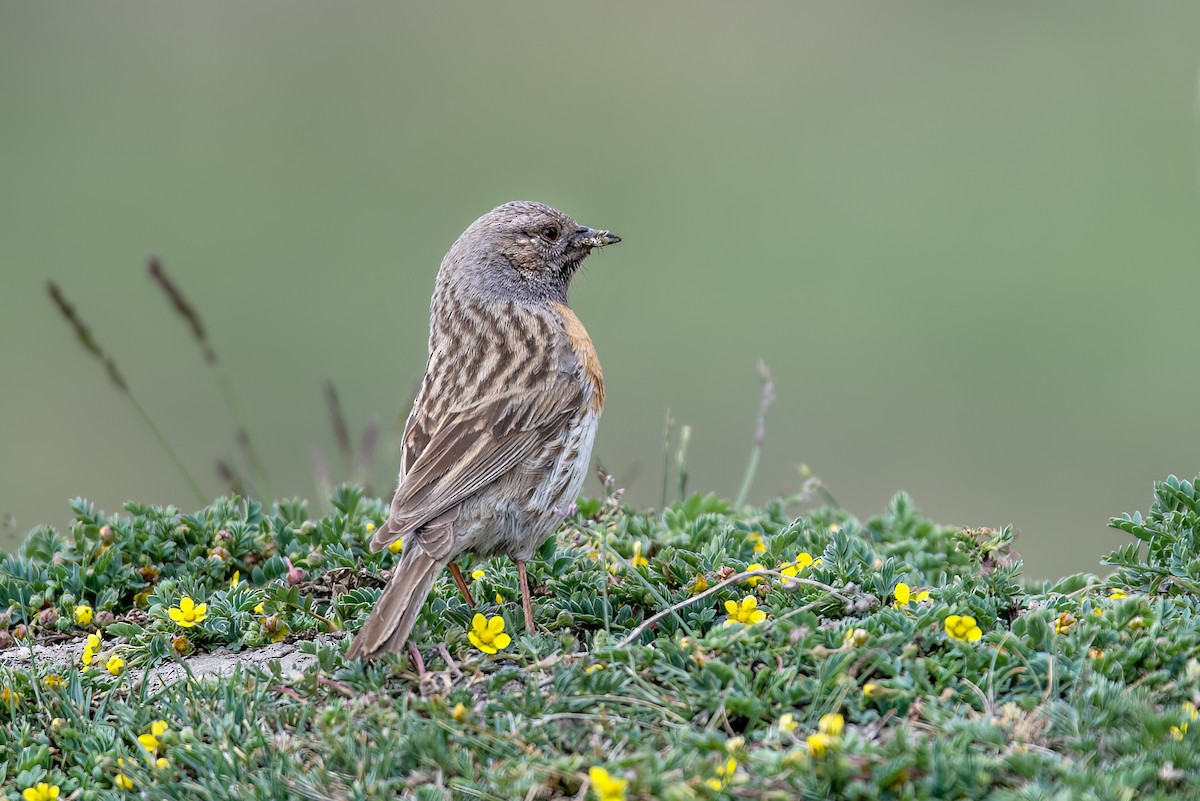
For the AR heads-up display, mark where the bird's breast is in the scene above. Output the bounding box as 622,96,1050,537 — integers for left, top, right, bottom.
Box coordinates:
551,302,604,414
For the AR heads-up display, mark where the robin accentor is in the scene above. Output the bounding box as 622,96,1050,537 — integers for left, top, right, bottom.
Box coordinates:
347,201,620,659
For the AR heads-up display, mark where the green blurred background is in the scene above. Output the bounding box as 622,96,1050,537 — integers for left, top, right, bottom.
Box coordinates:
2,2,1198,578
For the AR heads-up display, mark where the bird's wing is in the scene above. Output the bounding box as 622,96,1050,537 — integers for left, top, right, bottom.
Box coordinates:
370,378,585,559
398,392,425,481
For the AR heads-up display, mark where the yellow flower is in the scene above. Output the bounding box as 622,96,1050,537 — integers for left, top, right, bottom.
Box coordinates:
692,575,709,594
173,635,191,654
471,568,486,580
778,713,798,733
388,538,404,554
588,766,628,801
806,732,834,757
43,674,64,690
585,663,605,674
945,615,983,642
704,757,738,790
151,720,169,737
254,602,266,614
262,614,288,643
630,541,649,568
22,783,60,801
818,712,844,737
724,595,766,626
115,757,137,786
155,757,169,770
745,563,766,586
892,583,930,608
82,632,102,666
229,571,241,589
468,613,511,654
106,655,126,675
779,552,818,586
451,702,469,723
844,628,869,647
747,531,766,554
365,521,376,533
495,592,504,604
1171,703,1199,738
791,552,815,571
1,687,18,705
168,596,208,628
74,604,94,626
1054,612,1077,635
138,732,160,754
1109,588,1128,600
863,683,881,698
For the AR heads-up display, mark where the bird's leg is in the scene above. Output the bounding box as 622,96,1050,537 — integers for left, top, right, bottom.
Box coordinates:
447,562,475,607
516,560,537,633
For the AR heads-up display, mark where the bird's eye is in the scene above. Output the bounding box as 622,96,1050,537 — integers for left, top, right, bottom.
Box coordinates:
541,225,559,242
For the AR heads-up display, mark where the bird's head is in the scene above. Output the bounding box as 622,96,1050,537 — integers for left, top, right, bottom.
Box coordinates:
441,201,620,305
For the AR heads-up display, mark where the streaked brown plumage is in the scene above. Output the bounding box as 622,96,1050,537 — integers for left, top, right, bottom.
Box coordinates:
347,201,620,660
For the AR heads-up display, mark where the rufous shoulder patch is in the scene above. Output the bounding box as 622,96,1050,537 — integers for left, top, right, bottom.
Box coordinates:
552,302,605,413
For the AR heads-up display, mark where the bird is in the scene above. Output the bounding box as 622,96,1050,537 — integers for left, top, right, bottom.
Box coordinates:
347,200,620,660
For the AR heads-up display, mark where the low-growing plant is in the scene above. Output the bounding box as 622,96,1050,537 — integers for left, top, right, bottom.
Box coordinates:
0,478,1197,799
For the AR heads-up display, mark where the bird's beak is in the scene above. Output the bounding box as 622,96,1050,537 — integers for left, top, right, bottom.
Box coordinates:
574,227,621,248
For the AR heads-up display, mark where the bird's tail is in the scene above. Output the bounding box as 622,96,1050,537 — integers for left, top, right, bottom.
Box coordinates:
347,550,444,660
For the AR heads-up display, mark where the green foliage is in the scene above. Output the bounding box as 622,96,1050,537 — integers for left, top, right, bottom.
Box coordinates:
1104,474,1200,595
0,479,1198,799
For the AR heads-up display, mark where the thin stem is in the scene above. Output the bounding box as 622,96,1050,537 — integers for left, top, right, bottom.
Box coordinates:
613,543,697,642
615,566,850,648
285,600,339,633
126,394,206,506
735,361,775,508
676,424,691,502
216,367,273,500
735,448,761,510
596,528,614,646
145,258,272,501
660,409,674,511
